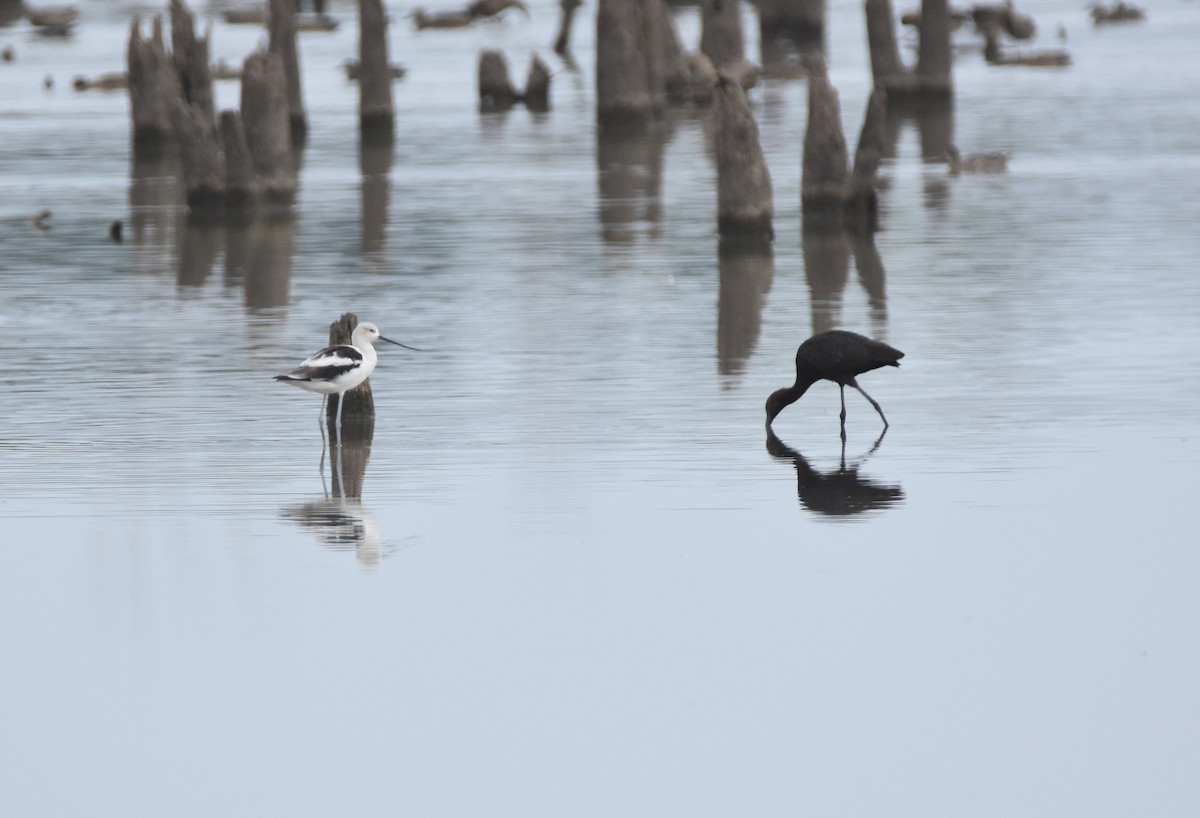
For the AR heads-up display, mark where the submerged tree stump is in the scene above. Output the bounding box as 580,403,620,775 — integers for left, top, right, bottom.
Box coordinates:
170,96,223,214
326,313,375,423
477,51,552,112
479,50,519,111
127,15,179,148
803,58,887,230
268,0,307,139
358,0,394,136
713,75,773,241
751,0,825,46
866,0,952,97
802,60,849,211
553,0,582,57
169,0,215,140
241,51,296,208
220,110,257,213
596,0,684,124
701,0,744,70
524,54,551,112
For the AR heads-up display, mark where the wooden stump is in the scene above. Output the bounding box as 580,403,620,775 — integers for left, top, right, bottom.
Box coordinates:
713,74,773,240
358,0,394,137
268,0,308,139
847,89,888,229
220,110,257,214
701,0,745,70
801,58,849,214
241,51,296,208
751,0,825,44
596,0,683,124
326,313,375,423
169,0,215,139
524,54,551,112
553,0,582,56
127,15,179,149
803,61,888,230
170,96,224,215
479,49,519,111
867,0,952,97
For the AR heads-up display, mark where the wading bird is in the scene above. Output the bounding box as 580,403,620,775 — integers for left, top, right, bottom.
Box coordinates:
765,330,904,439
275,322,418,434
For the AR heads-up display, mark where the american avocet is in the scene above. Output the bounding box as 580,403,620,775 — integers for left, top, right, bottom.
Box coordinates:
275,322,419,433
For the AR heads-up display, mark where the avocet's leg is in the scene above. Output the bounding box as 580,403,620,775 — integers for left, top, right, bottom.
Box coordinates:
318,395,328,483
850,379,889,429
335,391,345,446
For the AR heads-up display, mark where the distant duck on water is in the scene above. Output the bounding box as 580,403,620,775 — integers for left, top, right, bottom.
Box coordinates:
765,330,904,440
946,144,1009,174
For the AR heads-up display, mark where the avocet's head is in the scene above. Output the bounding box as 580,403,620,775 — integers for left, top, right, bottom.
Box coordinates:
354,322,422,351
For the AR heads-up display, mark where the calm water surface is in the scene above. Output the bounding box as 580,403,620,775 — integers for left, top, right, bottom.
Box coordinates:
2,1,1199,815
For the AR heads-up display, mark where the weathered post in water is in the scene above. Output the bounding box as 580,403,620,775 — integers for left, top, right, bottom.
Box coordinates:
553,0,582,56
847,89,887,228
220,110,257,213
595,0,684,124
268,0,307,140
802,57,887,230
701,0,744,70
326,313,375,423
169,0,215,140
358,0,394,137
866,0,952,97
713,75,773,241
127,16,179,149
524,54,551,112
478,49,519,111
170,96,223,214
801,58,849,217
241,51,296,208
750,0,825,49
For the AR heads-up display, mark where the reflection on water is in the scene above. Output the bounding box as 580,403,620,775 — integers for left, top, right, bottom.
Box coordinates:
596,119,671,243
766,429,904,517
281,497,383,566
226,217,296,308
717,236,774,381
360,131,393,256
285,415,383,565
128,141,296,306
802,225,890,337
883,95,954,210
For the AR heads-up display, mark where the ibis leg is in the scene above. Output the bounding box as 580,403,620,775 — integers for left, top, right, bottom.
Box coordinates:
852,381,889,428
838,384,848,442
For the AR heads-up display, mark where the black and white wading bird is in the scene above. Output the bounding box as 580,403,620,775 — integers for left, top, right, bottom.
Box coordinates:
275,322,419,433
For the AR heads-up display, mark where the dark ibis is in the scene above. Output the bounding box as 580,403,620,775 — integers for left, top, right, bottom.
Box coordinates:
765,330,904,438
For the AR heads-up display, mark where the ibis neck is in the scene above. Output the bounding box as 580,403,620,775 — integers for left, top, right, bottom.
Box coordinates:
765,378,813,426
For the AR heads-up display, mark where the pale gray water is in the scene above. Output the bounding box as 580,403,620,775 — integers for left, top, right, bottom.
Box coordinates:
2,0,1200,815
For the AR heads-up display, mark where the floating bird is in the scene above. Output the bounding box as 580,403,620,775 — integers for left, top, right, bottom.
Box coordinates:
26,4,78,36
1091,1,1144,25
946,144,1010,174
411,8,473,29
72,72,128,91
340,58,407,82
765,330,904,439
274,322,419,434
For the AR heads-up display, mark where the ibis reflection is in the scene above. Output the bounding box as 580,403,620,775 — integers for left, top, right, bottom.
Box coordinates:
766,429,904,517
